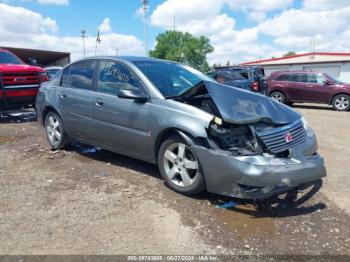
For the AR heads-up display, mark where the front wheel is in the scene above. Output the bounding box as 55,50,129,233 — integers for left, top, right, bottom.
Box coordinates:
332,94,350,111
157,135,205,195
45,111,67,150
269,91,286,104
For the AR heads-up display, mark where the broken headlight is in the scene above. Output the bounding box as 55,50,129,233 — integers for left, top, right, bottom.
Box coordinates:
207,121,262,156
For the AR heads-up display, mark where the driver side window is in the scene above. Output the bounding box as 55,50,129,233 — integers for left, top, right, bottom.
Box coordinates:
97,61,143,95
316,74,326,84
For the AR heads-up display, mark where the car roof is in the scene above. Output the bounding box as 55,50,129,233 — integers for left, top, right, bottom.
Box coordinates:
45,66,62,70
271,70,318,75
83,55,172,64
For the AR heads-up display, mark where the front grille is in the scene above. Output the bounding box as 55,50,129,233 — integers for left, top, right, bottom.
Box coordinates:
256,120,305,154
2,72,40,87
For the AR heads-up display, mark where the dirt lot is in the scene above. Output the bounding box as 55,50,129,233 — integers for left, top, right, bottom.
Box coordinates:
0,105,349,257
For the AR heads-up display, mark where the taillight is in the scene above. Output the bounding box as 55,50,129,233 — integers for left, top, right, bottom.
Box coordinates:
39,72,49,83
251,81,259,92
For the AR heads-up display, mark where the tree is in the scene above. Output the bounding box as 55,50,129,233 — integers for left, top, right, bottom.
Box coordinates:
226,60,231,66
149,31,214,72
283,51,297,57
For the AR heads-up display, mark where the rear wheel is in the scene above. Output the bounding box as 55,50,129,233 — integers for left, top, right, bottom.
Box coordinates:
269,91,286,104
158,135,205,195
45,111,67,150
332,94,350,111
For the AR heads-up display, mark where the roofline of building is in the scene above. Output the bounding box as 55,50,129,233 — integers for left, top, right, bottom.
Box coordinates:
0,46,70,56
240,52,350,65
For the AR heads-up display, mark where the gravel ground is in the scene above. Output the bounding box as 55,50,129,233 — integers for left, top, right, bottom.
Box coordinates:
0,105,349,257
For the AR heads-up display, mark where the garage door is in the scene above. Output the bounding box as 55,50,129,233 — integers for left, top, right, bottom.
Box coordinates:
303,65,341,77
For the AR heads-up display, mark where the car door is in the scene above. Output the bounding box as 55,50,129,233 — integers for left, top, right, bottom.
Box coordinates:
289,73,327,103
286,73,310,101
305,73,331,103
58,60,97,140
90,60,150,158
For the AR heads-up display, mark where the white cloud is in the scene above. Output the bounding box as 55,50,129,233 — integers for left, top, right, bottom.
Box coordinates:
259,8,349,37
150,0,271,64
0,3,143,61
247,11,266,22
99,18,112,33
150,0,223,29
226,0,293,12
259,5,350,54
302,0,350,11
0,3,58,34
150,0,350,64
37,0,69,5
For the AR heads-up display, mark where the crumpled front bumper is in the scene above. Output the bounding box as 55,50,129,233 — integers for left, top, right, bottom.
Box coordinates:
192,128,326,199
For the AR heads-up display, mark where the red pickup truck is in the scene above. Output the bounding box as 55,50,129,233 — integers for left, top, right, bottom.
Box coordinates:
0,48,49,113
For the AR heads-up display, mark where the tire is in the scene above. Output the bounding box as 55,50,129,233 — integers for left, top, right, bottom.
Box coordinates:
157,135,205,195
44,111,68,150
269,91,286,104
332,94,350,111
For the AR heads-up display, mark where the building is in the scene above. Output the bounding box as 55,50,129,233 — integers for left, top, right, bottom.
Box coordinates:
241,52,350,82
2,46,70,67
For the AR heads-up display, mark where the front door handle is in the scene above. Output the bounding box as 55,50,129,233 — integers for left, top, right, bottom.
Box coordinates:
60,93,67,99
95,99,104,107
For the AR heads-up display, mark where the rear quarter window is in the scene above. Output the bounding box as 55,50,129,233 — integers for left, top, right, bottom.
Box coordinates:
60,60,96,89
275,74,289,81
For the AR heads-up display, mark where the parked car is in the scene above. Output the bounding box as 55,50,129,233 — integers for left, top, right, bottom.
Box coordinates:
45,66,62,79
36,57,326,199
209,65,266,94
267,70,350,111
0,48,49,113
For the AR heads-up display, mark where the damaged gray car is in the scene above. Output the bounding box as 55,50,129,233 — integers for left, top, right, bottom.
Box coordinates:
35,56,326,199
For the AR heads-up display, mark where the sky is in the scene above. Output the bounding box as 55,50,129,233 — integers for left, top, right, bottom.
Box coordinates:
1,0,350,65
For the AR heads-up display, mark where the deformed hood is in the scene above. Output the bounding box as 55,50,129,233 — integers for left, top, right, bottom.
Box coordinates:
179,81,301,125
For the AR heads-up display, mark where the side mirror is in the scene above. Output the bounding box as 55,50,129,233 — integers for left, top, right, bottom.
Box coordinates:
117,88,148,103
323,80,333,85
28,58,38,66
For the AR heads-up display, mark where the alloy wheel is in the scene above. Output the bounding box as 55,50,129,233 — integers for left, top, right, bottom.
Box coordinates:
270,92,284,103
334,96,350,111
46,115,62,147
163,142,199,187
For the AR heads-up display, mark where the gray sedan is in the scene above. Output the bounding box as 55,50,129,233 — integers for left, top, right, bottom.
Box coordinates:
35,56,326,199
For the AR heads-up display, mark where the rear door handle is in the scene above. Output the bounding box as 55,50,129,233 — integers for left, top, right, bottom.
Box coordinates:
95,98,104,107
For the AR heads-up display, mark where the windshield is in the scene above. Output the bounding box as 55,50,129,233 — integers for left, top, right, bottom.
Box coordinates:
324,73,343,84
0,51,23,64
133,61,213,98
46,69,60,79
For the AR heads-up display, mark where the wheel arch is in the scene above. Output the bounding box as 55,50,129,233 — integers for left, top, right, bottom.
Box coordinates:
41,106,62,126
268,89,285,97
153,128,206,163
328,92,350,105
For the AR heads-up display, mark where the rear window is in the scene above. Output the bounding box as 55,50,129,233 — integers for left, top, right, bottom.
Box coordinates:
288,74,307,82
216,71,245,81
0,51,23,64
275,74,289,81
60,60,96,89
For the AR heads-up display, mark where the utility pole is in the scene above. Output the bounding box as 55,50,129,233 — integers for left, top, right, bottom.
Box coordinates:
142,0,149,56
81,29,86,58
